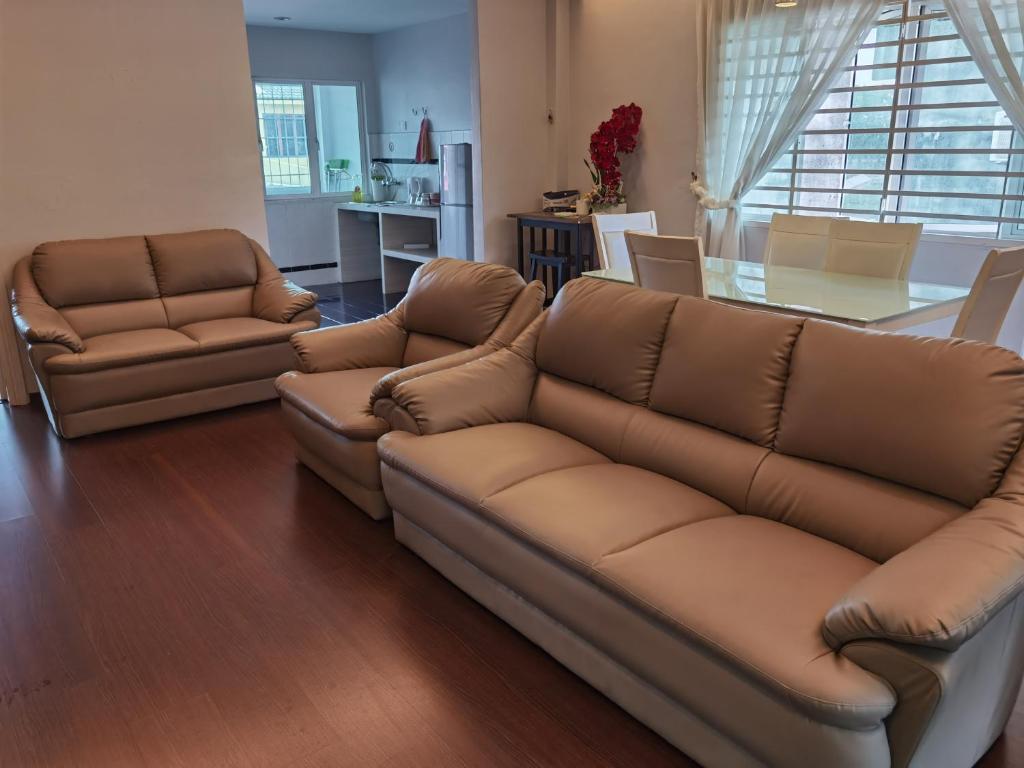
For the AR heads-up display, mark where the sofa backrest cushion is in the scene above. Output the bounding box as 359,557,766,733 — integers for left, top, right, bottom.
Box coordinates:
163,286,256,328
746,453,965,562
535,278,676,405
649,298,803,447
776,321,1024,507
61,299,169,338
147,229,258,297
403,332,471,367
32,236,158,308
403,258,525,346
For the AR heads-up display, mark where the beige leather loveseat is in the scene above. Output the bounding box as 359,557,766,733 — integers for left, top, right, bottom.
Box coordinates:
377,277,1024,768
276,258,544,520
11,228,319,438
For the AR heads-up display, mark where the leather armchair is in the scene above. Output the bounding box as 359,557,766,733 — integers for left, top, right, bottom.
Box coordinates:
11,228,318,438
275,257,544,521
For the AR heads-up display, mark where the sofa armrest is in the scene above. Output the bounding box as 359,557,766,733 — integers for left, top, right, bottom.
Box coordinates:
824,497,1024,651
385,344,537,436
370,341,498,404
10,258,83,353
290,313,406,373
253,278,318,323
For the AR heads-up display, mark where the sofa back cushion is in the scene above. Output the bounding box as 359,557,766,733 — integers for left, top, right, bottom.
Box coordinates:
147,229,258,297
649,298,802,447
61,299,169,338
403,258,525,346
402,332,471,367
746,453,965,562
32,236,158,308
776,321,1024,507
535,278,676,406
163,286,255,328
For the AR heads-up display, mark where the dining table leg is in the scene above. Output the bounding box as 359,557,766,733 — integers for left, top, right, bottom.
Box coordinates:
516,220,524,278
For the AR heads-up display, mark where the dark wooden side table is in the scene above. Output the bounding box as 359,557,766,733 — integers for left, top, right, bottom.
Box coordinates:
507,212,595,292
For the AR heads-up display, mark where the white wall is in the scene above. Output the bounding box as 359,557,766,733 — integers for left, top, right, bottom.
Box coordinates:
371,14,473,135
0,0,268,404
568,0,699,235
472,0,551,266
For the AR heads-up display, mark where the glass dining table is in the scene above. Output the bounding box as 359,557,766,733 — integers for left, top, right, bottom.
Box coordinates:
583,257,971,331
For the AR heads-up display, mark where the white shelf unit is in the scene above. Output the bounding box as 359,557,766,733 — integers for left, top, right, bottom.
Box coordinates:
379,210,440,293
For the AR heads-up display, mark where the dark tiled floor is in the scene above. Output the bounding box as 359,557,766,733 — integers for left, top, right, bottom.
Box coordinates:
311,280,405,327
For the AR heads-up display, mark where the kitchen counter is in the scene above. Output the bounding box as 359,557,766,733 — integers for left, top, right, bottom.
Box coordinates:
339,201,440,218
336,202,442,293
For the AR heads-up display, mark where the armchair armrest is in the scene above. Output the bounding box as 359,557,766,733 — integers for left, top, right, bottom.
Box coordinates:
824,496,1024,651
290,311,407,373
10,258,83,353
383,316,543,436
370,340,500,404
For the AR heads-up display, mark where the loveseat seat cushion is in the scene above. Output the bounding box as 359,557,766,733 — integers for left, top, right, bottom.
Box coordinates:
32,236,158,308
44,328,200,374
276,367,398,441
377,423,610,508
179,316,317,353
147,229,258,296
481,464,734,572
594,515,894,727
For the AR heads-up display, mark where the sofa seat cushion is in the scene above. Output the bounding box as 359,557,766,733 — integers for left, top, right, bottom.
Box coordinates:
44,328,199,374
377,423,610,508
178,316,316,353
482,464,735,573
594,515,893,724
276,367,398,441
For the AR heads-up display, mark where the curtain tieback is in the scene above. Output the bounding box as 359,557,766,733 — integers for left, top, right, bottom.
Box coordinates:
689,177,738,210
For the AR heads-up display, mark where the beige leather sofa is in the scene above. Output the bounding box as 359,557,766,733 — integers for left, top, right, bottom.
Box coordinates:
11,228,319,438
276,258,544,521
377,277,1024,768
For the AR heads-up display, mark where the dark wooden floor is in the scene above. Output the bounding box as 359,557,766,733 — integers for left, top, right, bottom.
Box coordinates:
312,280,403,328
2,400,1024,767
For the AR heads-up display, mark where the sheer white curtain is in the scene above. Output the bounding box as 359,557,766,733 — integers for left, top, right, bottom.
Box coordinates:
945,0,1024,133
694,0,883,260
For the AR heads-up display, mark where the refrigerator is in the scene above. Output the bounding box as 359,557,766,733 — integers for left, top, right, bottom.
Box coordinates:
439,143,474,261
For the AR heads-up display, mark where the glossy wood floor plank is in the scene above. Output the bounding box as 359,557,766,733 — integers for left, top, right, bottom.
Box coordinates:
1,399,1022,767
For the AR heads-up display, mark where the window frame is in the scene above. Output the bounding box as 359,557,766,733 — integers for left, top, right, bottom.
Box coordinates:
252,77,370,202
746,0,1024,242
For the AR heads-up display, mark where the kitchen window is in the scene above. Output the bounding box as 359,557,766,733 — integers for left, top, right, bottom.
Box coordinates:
746,0,1024,240
254,80,366,198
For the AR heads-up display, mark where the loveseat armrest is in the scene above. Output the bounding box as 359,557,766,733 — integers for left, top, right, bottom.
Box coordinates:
253,278,318,323
824,497,1024,651
10,258,83,353
290,312,407,373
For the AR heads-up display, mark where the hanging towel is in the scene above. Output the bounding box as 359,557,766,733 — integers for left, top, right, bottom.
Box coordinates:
414,117,432,163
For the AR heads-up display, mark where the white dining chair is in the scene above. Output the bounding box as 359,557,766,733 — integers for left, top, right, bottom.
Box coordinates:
952,246,1024,346
824,220,922,280
763,213,836,270
625,232,706,297
592,211,658,271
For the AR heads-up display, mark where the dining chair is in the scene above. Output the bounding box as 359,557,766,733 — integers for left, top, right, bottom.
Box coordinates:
625,232,706,297
592,211,658,271
952,246,1024,345
763,213,835,270
824,220,922,280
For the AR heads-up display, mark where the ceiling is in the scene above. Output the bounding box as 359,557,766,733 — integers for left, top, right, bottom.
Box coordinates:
243,0,470,34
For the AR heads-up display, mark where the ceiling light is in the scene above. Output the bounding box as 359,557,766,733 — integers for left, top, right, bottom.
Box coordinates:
273,16,292,21
775,0,797,5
